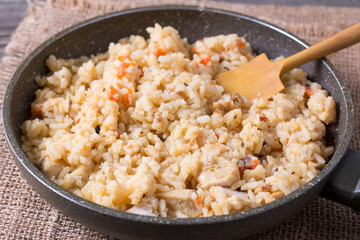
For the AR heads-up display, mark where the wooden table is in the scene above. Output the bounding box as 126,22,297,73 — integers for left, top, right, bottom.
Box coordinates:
1,0,359,61
0,0,27,59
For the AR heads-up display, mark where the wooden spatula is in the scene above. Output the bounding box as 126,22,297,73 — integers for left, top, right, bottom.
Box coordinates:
215,22,360,100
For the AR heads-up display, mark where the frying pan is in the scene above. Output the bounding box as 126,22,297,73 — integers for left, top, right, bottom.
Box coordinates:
2,5,359,240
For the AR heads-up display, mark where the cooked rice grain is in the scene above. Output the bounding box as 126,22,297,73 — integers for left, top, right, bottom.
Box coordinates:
21,24,336,218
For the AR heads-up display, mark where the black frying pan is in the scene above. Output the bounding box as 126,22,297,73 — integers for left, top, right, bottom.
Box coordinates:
2,6,359,240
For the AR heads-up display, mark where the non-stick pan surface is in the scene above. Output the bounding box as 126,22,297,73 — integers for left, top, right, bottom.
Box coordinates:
2,5,357,240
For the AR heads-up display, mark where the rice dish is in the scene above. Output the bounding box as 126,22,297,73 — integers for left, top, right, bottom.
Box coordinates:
21,24,336,217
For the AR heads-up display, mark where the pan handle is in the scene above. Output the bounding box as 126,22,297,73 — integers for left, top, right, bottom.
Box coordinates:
321,148,360,211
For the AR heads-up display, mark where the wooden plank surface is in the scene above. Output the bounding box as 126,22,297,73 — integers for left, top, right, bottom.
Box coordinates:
0,0,28,60
0,0,359,61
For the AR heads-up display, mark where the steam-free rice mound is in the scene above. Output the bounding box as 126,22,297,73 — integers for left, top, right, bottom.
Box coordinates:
21,24,336,217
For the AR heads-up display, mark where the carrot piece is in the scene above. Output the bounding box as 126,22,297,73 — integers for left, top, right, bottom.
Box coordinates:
241,156,260,173
31,105,43,117
249,159,260,170
154,48,166,57
195,195,202,206
303,84,314,98
117,55,131,61
200,56,211,66
123,88,133,105
237,39,246,49
261,184,272,192
192,46,197,53
109,85,120,101
124,60,136,67
117,56,136,78
260,116,268,122
117,64,127,78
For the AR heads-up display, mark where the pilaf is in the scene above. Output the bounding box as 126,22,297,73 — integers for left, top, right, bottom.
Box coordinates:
21,24,337,217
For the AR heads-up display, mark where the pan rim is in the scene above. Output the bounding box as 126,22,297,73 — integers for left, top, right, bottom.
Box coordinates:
2,4,354,225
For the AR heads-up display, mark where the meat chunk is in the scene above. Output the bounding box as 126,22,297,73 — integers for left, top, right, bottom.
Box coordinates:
198,160,240,189
203,143,227,165
308,91,336,124
158,189,201,217
42,157,66,178
209,186,250,215
126,203,157,216
126,160,158,205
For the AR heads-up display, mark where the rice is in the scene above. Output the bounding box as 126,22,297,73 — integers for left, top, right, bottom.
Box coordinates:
21,24,336,218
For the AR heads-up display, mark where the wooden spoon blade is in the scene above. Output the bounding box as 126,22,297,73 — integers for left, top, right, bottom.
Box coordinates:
215,53,285,100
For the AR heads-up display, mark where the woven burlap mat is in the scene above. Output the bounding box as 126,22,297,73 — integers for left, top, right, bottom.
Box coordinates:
0,0,359,239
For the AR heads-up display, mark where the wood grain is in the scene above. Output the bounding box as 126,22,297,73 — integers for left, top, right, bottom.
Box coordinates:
0,0,28,60
281,22,360,74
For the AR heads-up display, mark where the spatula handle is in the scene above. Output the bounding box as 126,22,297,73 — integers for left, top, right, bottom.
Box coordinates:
281,22,360,74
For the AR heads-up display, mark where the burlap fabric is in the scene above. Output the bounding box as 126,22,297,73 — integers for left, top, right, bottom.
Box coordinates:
0,0,359,239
